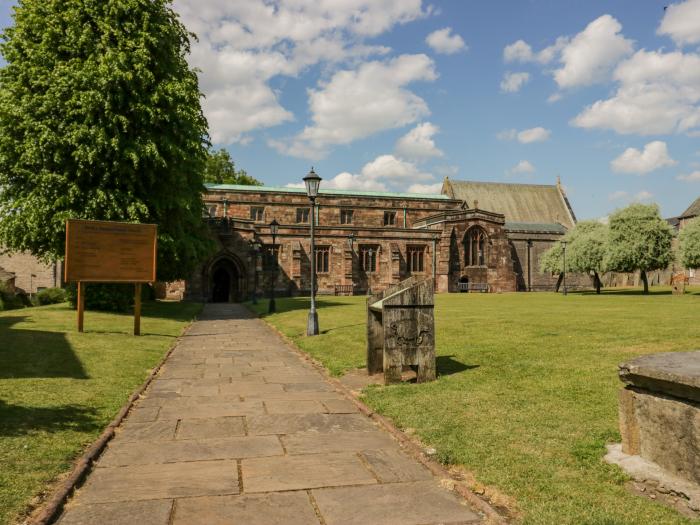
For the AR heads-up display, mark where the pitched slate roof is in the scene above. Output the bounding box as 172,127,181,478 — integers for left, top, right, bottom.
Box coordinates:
442,179,576,228
681,196,700,218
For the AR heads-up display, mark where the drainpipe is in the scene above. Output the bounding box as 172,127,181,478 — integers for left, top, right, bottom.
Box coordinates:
403,208,407,228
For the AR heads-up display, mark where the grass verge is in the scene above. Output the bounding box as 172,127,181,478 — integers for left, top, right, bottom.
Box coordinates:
249,289,699,525
0,301,201,525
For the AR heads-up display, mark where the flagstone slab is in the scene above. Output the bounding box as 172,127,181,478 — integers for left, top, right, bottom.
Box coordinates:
322,399,359,413
283,382,334,392
312,481,481,525
172,492,319,525
176,417,246,440
246,413,376,436
242,452,377,493
115,420,178,442
359,449,433,483
282,430,397,455
58,499,173,525
264,399,326,414
98,436,282,467
77,460,239,503
126,407,160,423
219,382,286,395
158,401,265,420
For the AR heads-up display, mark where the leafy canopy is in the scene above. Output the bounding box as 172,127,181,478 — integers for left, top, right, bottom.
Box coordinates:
0,0,213,281
540,241,564,274
204,148,261,186
604,203,673,274
679,217,700,270
565,220,608,274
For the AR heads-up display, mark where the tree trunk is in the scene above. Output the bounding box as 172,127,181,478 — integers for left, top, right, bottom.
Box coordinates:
555,272,563,293
593,271,601,294
640,270,649,294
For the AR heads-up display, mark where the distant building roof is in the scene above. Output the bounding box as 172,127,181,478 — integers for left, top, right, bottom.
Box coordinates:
442,178,576,228
204,183,451,201
505,222,567,234
680,196,700,219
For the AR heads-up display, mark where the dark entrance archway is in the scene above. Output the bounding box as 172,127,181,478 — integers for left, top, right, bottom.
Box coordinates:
208,257,243,303
458,276,469,293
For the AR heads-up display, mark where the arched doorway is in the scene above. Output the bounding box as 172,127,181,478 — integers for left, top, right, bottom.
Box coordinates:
208,257,243,303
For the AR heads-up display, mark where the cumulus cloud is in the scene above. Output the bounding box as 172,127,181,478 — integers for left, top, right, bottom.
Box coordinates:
507,160,535,175
395,122,443,161
658,0,700,46
503,38,567,64
608,190,654,202
275,54,437,158
500,72,530,93
407,182,444,193
610,141,677,174
677,171,700,182
553,15,633,88
497,127,551,143
573,49,700,135
173,0,429,144
426,27,467,54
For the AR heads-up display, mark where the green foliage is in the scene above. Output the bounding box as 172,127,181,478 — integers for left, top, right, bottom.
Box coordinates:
679,217,700,270
605,204,673,275
539,242,563,274
566,220,608,274
204,148,262,186
0,0,214,281
66,283,153,312
35,287,67,305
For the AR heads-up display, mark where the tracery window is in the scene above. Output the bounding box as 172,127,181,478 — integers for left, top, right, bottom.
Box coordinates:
466,227,487,266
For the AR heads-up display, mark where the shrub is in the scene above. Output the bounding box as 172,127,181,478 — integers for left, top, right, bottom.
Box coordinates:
0,281,25,310
35,287,67,305
66,283,154,313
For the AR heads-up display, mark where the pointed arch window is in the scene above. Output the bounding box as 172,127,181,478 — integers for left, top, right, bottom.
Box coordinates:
466,227,487,266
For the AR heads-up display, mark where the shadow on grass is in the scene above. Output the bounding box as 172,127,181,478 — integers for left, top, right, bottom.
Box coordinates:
577,288,700,296
436,355,479,377
254,297,357,317
0,316,88,379
0,400,101,436
321,322,364,334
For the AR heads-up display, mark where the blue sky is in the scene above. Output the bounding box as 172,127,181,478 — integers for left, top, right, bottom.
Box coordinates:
2,0,699,220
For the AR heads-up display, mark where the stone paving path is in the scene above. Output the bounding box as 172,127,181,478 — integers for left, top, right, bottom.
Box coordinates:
57,304,482,525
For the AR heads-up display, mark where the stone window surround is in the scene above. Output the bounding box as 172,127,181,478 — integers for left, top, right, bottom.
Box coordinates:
465,226,488,266
360,245,379,273
315,246,330,273
383,211,397,226
407,245,426,273
296,207,310,223
250,206,265,222
340,209,354,224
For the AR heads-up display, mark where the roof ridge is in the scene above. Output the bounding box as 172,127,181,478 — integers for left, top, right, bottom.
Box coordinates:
449,179,558,189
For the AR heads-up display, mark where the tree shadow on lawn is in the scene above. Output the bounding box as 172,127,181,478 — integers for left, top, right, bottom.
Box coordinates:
0,316,88,379
0,400,101,436
255,297,357,317
578,288,700,297
436,355,479,377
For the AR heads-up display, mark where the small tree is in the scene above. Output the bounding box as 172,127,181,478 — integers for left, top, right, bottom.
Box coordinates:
540,241,564,291
605,203,673,293
204,149,262,186
566,221,608,294
679,217,700,270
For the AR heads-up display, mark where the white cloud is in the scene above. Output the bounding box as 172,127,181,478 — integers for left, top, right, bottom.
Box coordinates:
408,182,444,193
553,15,634,89
608,190,654,202
507,160,535,175
500,72,530,93
395,122,443,161
275,54,437,157
517,127,551,143
610,141,678,174
573,49,700,135
677,171,700,182
658,0,700,46
503,38,568,64
425,27,467,54
497,127,551,143
173,0,429,144
361,154,433,181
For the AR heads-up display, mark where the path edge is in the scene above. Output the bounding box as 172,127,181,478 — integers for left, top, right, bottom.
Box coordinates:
25,307,203,525
249,306,509,525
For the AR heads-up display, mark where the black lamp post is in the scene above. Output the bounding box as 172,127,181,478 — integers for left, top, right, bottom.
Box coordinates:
249,238,261,304
347,232,356,291
304,167,322,336
268,219,279,313
562,240,568,296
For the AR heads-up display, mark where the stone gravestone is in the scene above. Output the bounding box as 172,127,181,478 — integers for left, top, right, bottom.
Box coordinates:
367,276,436,384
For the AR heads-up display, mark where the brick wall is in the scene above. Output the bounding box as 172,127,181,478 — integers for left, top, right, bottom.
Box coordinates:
0,251,63,294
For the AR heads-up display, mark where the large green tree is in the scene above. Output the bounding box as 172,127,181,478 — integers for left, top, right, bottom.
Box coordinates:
0,0,213,281
679,217,700,270
204,148,261,186
605,203,673,293
565,220,608,294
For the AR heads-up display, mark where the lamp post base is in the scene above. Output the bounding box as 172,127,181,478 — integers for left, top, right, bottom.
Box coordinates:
268,298,276,313
307,310,319,336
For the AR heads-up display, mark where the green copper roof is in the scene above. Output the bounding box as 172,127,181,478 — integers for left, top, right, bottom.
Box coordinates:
204,183,450,200
505,222,567,233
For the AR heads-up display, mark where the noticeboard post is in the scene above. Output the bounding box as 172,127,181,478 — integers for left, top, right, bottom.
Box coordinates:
64,219,157,335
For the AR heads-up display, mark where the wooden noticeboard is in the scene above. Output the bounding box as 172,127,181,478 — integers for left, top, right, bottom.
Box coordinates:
64,219,158,335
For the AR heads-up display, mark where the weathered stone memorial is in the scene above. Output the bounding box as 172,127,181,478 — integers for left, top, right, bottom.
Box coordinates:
606,351,700,513
367,276,436,384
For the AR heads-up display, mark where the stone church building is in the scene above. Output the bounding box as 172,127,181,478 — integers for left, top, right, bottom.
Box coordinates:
183,177,579,302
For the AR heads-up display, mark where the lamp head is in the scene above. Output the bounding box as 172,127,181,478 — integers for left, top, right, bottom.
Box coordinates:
269,219,280,237
303,167,322,199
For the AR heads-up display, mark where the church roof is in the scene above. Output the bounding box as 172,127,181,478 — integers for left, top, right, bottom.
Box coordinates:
204,183,451,201
442,179,576,228
681,196,700,218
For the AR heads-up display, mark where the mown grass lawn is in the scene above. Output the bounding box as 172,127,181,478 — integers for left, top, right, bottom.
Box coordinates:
0,301,201,525
250,288,700,525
